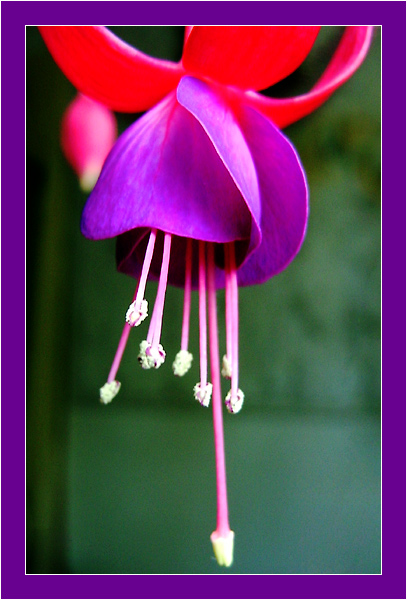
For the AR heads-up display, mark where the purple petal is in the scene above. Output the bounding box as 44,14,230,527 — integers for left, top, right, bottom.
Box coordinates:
81,90,252,246
235,105,309,286
176,76,261,257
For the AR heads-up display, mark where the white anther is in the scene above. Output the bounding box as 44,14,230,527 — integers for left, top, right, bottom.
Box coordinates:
99,380,121,404
221,355,232,379
147,344,166,369
172,350,193,377
193,382,213,407
126,299,148,327
138,340,154,369
225,388,244,414
138,340,166,369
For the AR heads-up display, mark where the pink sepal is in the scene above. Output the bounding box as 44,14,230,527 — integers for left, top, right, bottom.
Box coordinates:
182,26,320,91
246,26,374,128
39,26,183,112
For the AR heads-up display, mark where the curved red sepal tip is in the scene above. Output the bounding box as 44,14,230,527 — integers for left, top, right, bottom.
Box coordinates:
182,26,320,91
247,26,374,128
183,26,194,46
38,26,184,113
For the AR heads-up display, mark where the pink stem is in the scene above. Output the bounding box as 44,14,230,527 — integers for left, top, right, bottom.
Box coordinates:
181,238,193,351
207,243,230,536
198,240,208,387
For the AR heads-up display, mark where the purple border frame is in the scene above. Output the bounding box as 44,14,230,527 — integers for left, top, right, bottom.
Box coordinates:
2,1,405,598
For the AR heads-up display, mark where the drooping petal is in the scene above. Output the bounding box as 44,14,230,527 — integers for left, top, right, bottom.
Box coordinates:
176,76,261,256
116,75,266,290
61,94,117,191
235,105,309,285
182,26,320,91
38,26,183,112
82,90,252,248
246,26,374,128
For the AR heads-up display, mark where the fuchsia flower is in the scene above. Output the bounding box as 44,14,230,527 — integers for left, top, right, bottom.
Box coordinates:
39,25,373,567
61,93,117,191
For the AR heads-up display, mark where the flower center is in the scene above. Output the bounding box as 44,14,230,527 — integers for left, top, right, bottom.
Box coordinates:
99,227,244,566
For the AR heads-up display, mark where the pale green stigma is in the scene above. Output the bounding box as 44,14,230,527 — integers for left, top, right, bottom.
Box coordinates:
210,530,235,567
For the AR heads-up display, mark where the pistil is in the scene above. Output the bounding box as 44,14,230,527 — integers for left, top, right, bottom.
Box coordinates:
207,242,234,567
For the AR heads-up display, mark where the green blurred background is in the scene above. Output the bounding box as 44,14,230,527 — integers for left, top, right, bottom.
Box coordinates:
26,27,381,575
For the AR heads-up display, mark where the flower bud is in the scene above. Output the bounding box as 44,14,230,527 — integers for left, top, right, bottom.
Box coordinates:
61,94,117,191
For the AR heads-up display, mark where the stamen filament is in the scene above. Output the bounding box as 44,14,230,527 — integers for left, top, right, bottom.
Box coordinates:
181,238,193,352
149,232,172,349
229,244,239,399
198,241,208,388
101,282,139,402
107,322,131,384
194,241,212,406
173,238,194,377
224,243,244,414
126,229,157,327
141,232,172,369
207,242,234,566
134,228,157,309
222,245,233,379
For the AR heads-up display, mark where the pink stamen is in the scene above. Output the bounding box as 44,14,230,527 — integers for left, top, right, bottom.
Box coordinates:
198,240,208,388
224,245,233,376
181,238,193,352
228,243,239,399
134,228,157,310
207,243,231,538
147,232,172,349
107,322,131,384
107,283,139,383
